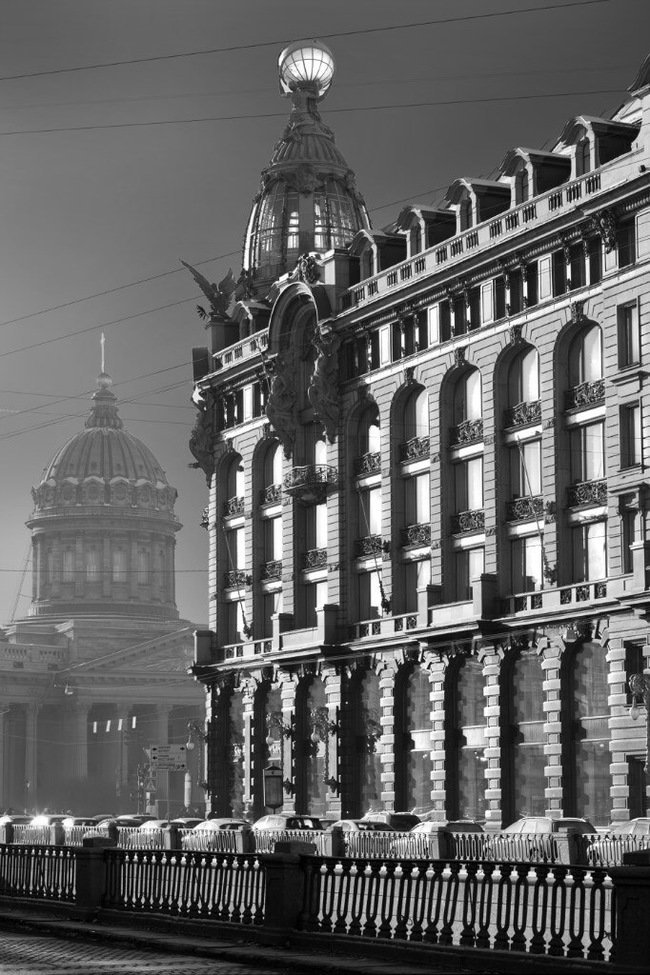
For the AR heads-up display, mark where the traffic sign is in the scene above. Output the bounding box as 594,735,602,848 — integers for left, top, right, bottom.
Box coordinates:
149,743,187,771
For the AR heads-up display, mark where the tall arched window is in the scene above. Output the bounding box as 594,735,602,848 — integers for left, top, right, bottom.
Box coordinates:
569,323,603,387
510,652,545,820
357,405,381,460
454,369,482,425
350,670,382,817
447,656,485,820
402,387,429,451
295,678,328,817
396,667,432,811
224,456,245,512
508,347,539,409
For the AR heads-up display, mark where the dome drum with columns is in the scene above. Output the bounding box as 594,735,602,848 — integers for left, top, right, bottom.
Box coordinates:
27,372,180,620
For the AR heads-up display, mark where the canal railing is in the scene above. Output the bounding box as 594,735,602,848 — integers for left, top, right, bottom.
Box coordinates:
0,836,649,970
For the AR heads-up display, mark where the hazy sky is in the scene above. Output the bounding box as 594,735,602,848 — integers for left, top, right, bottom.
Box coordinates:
0,0,647,626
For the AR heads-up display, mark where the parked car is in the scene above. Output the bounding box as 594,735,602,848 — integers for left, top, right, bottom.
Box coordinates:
488,817,595,862
588,818,650,865
82,815,150,842
327,818,395,857
390,819,484,857
181,818,251,851
252,813,323,831
171,817,204,828
0,814,30,826
361,811,420,832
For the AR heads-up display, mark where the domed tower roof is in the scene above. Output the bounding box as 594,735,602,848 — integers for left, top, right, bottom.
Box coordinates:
27,372,180,621
241,41,371,298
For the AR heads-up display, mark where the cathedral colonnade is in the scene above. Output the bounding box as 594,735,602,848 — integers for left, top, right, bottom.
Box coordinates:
205,632,648,828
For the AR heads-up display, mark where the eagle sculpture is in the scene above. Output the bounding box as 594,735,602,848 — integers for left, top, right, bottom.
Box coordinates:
181,260,237,320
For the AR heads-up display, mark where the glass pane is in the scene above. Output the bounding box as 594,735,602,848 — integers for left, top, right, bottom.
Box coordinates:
466,457,483,509
582,325,603,382
521,441,541,495
465,370,482,420
584,423,605,480
468,547,484,582
521,348,539,402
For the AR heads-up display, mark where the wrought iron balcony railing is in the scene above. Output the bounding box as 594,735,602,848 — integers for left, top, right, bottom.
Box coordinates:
223,495,245,517
564,379,605,411
224,569,251,589
302,548,328,570
260,483,282,505
449,418,483,447
260,560,282,582
451,509,485,534
400,523,432,547
283,465,339,505
353,451,381,478
567,479,607,508
399,436,430,463
503,400,541,429
506,496,544,521
354,535,385,558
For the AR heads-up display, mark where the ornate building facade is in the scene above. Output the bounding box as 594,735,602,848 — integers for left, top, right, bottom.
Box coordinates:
190,44,650,827
0,372,204,814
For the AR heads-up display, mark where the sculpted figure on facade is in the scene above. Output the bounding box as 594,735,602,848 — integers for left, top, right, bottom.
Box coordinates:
181,260,237,321
189,404,215,483
266,350,298,459
308,324,341,443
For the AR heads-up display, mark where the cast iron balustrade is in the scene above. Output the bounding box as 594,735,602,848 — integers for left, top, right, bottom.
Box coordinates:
283,465,339,505
399,436,430,462
353,452,381,478
450,418,483,446
354,535,384,558
260,484,282,505
567,479,607,508
302,548,327,570
565,379,605,410
506,496,544,521
400,523,431,547
503,399,541,428
260,560,282,581
451,509,485,534
224,569,250,589
223,495,245,517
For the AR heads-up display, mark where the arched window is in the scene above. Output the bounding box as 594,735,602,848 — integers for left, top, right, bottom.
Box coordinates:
225,457,245,501
454,369,482,424
569,324,603,387
510,652,545,820
508,347,539,407
351,670,382,817
261,443,283,504
403,387,429,441
460,197,473,231
357,405,381,458
396,667,432,811
295,678,328,817
449,656,485,820
515,167,530,204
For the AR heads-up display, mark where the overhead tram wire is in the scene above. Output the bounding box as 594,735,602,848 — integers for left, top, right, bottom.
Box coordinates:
0,89,625,137
0,0,624,84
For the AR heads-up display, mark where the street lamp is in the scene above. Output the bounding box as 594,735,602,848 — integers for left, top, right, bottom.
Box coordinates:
629,673,650,780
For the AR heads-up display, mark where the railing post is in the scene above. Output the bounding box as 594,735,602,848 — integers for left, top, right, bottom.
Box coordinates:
609,851,650,971
50,823,65,846
74,847,108,917
261,842,312,939
164,825,181,850
234,828,255,853
554,827,587,865
2,824,14,845
320,825,345,857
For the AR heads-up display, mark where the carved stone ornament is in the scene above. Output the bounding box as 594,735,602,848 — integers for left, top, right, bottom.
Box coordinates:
570,300,586,324
592,208,618,253
296,253,322,285
509,323,523,345
404,366,416,386
286,163,322,196
266,350,298,460
189,405,215,483
308,326,341,444
454,347,467,368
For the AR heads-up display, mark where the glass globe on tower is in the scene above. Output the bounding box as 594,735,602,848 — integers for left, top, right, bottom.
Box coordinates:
278,41,335,99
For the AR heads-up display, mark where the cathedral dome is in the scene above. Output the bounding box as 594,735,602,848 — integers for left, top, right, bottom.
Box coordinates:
241,41,370,298
27,373,180,621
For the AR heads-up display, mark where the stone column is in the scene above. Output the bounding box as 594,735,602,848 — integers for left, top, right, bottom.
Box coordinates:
428,655,448,818
68,703,90,779
541,639,565,817
24,703,38,812
323,667,342,819
378,659,398,810
279,673,297,814
241,678,256,819
479,644,505,828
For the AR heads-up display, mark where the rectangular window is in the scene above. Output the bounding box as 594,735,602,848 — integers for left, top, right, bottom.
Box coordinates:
455,547,484,601
264,517,282,561
405,473,430,525
262,591,282,638
509,270,524,315
467,287,481,330
226,600,245,643
511,440,542,497
573,521,607,582
86,547,100,583
620,403,642,468
625,642,645,703
112,547,127,583
136,549,149,584
620,495,638,574
552,249,567,296
453,296,467,335
494,277,506,319
359,487,382,536
571,422,605,482
569,243,585,290
358,570,382,620
525,261,539,308
439,300,452,341
307,503,328,550
511,535,543,592
617,218,636,268
618,302,640,368
588,237,602,284
62,549,74,583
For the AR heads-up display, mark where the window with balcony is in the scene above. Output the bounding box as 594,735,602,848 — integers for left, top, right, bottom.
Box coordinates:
620,403,641,469
505,346,540,428
356,485,382,557
570,422,605,483
567,323,603,408
572,520,607,581
400,387,429,461
618,302,640,368
455,456,483,512
226,599,246,644
451,368,482,445
224,457,245,515
261,444,283,505
354,405,381,477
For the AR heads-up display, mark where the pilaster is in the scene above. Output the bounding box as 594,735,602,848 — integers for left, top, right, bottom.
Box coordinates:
542,639,565,817
478,643,505,827
378,659,398,809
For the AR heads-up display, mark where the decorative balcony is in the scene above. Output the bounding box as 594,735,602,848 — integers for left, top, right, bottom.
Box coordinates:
302,548,328,570
400,523,432,547
399,436,430,463
260,560,282,582
260,483,282,505
567,479,607,508
451,509,485,534
224,569,251,589
223,495,245,517
503,400,542,429
506,496,544,522
354,535,387,558
564,379,605,411
449,418,484,447
283,465,339,505
353,451,381,478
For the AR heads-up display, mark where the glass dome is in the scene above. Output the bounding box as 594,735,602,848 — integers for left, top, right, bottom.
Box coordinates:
278,41,335,99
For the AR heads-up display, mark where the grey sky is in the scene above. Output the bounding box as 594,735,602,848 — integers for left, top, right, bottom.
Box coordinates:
0,0,647,625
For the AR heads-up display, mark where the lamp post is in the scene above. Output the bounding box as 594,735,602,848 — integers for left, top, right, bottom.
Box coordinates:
629,675,650,787
185,720,208,812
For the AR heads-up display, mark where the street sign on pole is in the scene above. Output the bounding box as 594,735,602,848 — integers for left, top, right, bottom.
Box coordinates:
149,744,187,771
